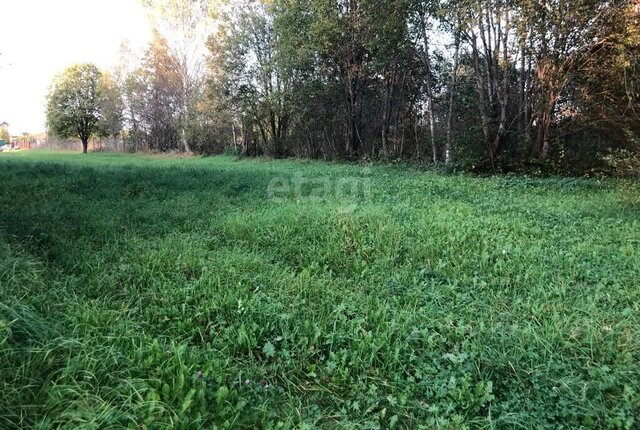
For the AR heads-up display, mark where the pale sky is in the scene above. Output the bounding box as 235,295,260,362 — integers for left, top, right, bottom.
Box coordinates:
0,0,153,134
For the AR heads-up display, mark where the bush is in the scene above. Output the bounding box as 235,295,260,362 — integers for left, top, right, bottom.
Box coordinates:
122,129,146,153
186,122,226,155
602,149,640,178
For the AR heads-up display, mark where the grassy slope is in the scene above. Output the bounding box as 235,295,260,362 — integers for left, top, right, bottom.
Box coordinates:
0,151,639,429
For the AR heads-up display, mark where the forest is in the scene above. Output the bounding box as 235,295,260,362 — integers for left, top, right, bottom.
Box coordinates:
46,0,640,175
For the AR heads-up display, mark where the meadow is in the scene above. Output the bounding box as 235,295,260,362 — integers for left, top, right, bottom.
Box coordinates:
0,151,639,429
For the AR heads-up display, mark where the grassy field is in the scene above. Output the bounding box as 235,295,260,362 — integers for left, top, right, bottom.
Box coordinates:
0,151,639,429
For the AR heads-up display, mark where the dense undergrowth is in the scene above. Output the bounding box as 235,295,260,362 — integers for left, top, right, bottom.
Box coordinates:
0,151,639,429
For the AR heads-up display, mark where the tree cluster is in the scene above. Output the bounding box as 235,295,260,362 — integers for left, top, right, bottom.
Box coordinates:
46,0,640,173
46,64,123,153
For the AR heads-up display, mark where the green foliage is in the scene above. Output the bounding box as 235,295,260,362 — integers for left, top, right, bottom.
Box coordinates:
197,0,640,171
208,1,292,157
0,151,639,428
0,127,9,146
46,64,103,151
603,149,640,178
185,120,225,155
96,72,125,140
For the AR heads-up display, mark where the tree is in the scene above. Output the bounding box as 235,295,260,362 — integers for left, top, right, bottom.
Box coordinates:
96,72,124,147
103,0,639,172
142,0,211,152
46,64,102,153
140,30,182,151
521,0,633,160
0,127,9,146
208,0,293,157
413,0,440,163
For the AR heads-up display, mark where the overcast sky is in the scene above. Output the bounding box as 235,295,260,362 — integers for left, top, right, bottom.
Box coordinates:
0,0,153,134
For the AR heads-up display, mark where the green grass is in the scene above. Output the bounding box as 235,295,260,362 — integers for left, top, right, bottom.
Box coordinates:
0,151,639,429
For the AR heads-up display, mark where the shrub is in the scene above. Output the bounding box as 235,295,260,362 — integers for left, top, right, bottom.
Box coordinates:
186,122,226,155
602,149,640,177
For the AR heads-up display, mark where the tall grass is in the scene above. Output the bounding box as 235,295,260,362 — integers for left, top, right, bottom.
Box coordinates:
0,151,638,428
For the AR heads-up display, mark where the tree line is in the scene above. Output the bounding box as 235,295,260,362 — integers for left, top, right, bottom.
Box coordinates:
46,0,640,174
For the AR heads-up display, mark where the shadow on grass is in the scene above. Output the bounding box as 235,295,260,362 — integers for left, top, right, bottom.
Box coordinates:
0,156,279,264
1,153,637,268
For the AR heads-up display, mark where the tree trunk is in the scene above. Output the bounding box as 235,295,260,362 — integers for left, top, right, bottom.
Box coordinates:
518,43,526,139
181,126,190,153
81,138,88,154
381,73,396,158
427,92,437,164
470,33,492,167
532,57,567,160
346,74,363,158
492,10,511,159
524,54,532,144
419,13,438,164
445,25,461,165
535,99,556,160
414,115,420,160
232,122,237,150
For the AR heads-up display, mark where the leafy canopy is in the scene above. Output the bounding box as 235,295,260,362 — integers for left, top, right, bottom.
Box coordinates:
46,64,102,146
